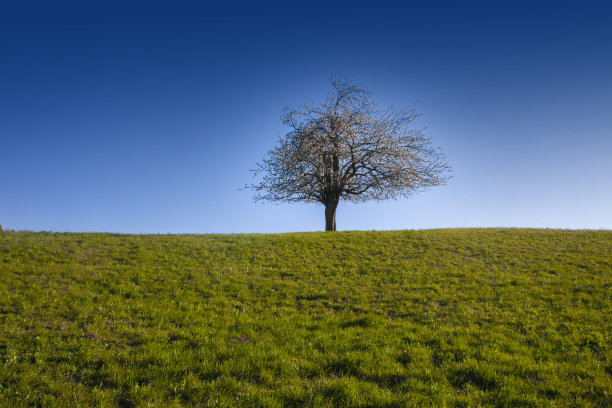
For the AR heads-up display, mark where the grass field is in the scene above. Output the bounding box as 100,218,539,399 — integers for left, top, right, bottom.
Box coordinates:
0,229,610,407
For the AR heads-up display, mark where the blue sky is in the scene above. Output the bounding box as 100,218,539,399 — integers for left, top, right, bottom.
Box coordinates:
1,1,611,233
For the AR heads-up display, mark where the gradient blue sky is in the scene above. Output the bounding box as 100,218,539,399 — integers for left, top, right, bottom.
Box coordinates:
1,1,611,233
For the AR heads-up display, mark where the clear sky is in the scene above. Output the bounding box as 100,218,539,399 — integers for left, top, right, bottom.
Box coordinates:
1,1,611,233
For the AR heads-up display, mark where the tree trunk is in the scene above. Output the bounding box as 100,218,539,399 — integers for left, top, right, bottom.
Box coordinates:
324,199,338,231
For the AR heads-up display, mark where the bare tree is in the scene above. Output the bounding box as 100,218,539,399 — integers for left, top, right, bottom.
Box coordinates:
249,78,450,231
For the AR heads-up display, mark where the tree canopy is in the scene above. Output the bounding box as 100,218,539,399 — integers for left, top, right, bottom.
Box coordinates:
250,78,450,231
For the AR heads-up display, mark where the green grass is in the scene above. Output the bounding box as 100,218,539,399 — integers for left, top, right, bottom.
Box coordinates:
0,228,611,407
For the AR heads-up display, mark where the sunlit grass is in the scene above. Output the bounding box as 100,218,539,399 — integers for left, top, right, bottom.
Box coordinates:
0,229,610,407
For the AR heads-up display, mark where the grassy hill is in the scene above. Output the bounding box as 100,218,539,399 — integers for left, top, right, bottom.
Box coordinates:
0,229,610,407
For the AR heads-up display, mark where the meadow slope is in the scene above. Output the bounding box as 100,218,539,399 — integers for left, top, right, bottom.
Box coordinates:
0,229,610,407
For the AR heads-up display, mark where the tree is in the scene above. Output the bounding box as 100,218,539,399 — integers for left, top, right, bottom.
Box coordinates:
249,78,450,231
